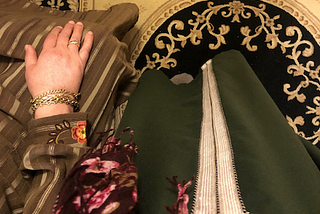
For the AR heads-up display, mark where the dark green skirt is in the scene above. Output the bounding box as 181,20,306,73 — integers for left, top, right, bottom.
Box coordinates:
117,50,320,214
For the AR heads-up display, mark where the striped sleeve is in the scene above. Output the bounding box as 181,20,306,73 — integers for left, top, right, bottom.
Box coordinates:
20,113,89,214
0,0,139,213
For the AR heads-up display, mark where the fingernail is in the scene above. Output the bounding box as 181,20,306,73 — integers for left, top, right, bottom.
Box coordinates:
76,22,83,25
88,31,93,35
68,20,75,24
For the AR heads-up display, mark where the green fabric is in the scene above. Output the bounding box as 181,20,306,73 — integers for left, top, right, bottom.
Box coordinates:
117,70,203,213
117,50,320,213
299,135,320,171
212,50,320,214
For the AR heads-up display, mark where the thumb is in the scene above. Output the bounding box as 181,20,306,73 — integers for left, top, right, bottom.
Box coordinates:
24,45,37,68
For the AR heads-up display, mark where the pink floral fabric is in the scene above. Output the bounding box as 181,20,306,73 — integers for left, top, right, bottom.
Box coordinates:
73,185,116,213
52,127,138,214
166,176,194,214
81,157,119,174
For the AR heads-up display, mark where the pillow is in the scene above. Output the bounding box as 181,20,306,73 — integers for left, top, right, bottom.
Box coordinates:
0,0,139,141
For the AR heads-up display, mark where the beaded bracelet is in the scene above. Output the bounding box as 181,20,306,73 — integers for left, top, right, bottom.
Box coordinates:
30,89,80,112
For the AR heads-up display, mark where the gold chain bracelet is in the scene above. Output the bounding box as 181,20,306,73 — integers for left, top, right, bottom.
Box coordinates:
30,89,80,103
30,89,80,112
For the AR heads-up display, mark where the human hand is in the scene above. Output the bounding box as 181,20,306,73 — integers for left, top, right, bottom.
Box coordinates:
25,21,93,119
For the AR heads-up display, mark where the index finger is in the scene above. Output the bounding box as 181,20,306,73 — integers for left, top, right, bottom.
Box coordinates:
43,26,63,49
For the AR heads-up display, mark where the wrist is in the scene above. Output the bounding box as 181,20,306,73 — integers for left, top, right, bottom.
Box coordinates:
34,103,73,119
30,89,80,119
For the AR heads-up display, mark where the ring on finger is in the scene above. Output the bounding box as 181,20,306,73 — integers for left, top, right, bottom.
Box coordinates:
69,40,80,48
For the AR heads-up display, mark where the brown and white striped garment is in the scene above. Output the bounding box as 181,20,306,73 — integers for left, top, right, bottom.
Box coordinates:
0,0,139,213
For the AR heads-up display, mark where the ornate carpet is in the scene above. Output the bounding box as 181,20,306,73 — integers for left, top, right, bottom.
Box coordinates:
36,0,320,148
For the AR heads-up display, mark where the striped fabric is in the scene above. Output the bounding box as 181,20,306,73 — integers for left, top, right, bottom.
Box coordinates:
0,0,139,213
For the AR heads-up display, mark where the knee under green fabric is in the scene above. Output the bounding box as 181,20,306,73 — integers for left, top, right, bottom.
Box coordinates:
117,50,320,213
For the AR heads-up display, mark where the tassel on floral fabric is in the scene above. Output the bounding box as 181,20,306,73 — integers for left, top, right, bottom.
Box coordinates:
52,127,138,214
165,176,194,214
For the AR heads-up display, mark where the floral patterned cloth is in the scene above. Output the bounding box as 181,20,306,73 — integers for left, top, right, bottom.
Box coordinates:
165,176,194,214
52,127,138,214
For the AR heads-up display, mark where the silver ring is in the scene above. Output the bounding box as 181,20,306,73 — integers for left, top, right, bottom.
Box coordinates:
69,40,80,48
